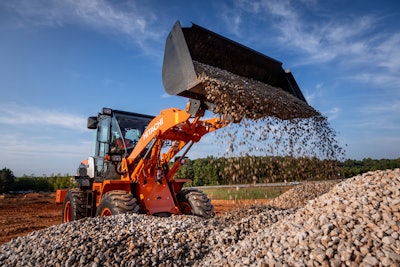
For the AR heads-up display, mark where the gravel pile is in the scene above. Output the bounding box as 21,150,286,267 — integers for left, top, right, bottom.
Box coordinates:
200,169,400,266
270,180,338,209
0,205,292,266
1,169,399,266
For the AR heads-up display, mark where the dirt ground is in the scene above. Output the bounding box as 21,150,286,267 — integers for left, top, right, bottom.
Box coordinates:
0,193,269,246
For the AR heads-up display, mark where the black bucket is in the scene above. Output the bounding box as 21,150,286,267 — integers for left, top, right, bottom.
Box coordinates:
162,21,307,103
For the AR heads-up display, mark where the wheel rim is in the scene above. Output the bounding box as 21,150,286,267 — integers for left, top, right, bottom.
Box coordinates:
180,202,192,215
100,208,112,217
64,201,72,222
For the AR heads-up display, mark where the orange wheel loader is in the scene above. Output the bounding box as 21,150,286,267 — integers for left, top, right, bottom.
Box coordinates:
56,21,309,221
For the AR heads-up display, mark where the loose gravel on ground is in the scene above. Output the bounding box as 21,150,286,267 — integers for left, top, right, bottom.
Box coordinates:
1,169,399,266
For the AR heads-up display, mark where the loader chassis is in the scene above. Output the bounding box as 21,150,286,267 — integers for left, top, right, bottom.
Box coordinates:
57,106,219,221
56,21,311,222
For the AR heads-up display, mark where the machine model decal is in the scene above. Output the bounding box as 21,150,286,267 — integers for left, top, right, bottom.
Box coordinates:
143,118,164,140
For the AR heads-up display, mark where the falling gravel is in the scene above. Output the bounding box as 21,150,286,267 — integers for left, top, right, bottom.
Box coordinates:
1,169,399,266
194,61,345,182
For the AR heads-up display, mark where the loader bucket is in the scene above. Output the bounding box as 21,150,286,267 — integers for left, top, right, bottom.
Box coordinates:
162,21,307,103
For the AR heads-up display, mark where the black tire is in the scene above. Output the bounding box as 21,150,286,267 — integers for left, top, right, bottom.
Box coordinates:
177,189,215,218
96,190,140,217
62,189,86,223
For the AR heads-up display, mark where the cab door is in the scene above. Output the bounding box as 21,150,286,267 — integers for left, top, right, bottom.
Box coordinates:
94,115,111,177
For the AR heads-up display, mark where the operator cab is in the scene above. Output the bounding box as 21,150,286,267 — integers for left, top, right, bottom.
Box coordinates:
84,107,154,180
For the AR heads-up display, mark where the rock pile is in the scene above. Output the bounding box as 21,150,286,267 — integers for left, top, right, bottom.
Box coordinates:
270,180,338,209
1,169,399,266
200,169,400,266
0,204,292,267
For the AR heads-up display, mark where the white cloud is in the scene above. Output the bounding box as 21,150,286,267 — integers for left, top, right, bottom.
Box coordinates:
304,83,324,105
230,0,398,72
68,0,162,42
358,100,400,115
161,93,171,99
325,107,340,121
325,16,373,42
219,2,244,37
0,103,86,130
0,104,90,175
0,133,90,158
260,0,295,18
2,0,164,55
374,32,400,73
0,133,92,176
273,12,376,64
346,72,400,90
353,119,400,131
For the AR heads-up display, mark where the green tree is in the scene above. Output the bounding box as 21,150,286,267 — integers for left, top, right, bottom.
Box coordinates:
191,157,219,186
0,168,16,193
14,177,35,191
34,178,53,191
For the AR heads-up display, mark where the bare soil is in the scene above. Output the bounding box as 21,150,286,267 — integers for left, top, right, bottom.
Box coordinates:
0,193,60,246
0,193,269,246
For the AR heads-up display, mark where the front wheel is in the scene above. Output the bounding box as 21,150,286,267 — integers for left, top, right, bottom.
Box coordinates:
177,189,215,218
62,189,86,223
96,190,140,217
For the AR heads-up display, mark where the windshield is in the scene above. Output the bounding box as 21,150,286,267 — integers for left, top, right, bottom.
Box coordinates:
110,112,153,154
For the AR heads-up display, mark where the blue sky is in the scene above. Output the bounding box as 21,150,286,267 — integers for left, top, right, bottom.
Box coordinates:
1,0,399,176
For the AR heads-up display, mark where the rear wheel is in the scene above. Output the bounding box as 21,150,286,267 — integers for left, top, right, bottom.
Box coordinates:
177,189,214,218
62,189,86,223
96,190,140,217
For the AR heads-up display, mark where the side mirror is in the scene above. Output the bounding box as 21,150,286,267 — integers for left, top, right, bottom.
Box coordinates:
87,116,98,129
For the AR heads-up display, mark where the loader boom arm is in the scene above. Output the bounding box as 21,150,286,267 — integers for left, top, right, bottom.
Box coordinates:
119,106,226,182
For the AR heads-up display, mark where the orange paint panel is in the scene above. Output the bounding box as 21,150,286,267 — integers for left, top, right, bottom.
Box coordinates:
137,180,178,215
100,180,131,195
55,189,68,204
171,179,191,193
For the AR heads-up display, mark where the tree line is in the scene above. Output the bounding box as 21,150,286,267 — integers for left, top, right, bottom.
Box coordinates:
340,158,400,177
1,157,399,193
0,168,73,194
174,156,400,186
